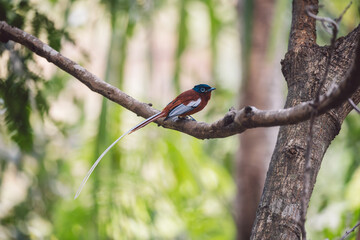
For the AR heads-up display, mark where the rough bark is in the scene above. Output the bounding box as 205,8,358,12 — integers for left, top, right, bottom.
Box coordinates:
1,20,358,141
288,0,318,51
235,0,279,239
251,18,360,240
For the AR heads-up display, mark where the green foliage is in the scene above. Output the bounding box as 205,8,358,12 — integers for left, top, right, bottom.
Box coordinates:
173,0,189,93
344,115,360,184
0,0,72,151
4,0,360,239
0,40,52,151
0,73,34,151
317,0,360,45
0,0,76,238
0,0,26,29
64,127,236,239
308,112,360,239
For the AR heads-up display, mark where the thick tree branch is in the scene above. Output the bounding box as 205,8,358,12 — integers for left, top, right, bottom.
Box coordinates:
0,20,359,140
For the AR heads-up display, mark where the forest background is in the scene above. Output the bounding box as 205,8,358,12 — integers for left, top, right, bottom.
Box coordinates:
0,0,360,239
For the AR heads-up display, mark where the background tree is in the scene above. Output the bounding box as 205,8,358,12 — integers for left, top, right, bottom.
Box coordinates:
235,0,285,238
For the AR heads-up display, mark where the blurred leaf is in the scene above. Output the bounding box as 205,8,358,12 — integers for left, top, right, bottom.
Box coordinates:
0,75,33,151
344,115,360,183
35,91,49,117
173,0,188,93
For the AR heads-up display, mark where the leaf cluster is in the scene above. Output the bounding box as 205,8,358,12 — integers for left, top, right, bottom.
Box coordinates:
0,0,71,151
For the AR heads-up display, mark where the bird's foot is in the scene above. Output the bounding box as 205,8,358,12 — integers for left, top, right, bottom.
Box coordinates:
177,116,196,121
166,116,197,122
187,115,196,121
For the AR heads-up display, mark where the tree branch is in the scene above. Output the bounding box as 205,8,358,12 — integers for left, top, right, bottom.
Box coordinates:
340,221,360,240
0,20,359,140
348,98,360,114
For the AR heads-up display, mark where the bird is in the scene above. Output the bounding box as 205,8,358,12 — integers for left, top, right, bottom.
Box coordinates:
74,84,216,199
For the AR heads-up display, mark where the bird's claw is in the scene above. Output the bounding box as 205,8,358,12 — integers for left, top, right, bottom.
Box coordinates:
187,115,196,121
168,116,197,122
178,116,196,121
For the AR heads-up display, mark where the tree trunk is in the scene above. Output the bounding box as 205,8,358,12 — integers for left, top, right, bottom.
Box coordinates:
250,0,360,237
235,0,281,239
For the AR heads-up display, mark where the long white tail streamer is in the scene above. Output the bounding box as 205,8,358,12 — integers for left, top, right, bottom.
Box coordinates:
74,112,162,199
74,130,130,199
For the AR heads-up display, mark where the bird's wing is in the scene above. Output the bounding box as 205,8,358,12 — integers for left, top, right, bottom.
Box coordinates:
167,98,201,118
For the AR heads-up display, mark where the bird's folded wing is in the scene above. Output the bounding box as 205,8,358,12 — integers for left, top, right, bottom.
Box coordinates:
167,98,201,118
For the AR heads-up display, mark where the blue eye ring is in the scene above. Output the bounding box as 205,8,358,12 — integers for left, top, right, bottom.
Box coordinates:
200,88,206,92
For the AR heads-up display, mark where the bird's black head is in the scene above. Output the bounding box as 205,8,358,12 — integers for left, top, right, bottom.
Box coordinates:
193,84,216,93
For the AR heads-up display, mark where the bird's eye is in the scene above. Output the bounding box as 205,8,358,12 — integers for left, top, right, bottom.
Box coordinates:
200,88,206,92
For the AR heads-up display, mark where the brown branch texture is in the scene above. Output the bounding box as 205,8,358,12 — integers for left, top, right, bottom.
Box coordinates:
0,20,359,140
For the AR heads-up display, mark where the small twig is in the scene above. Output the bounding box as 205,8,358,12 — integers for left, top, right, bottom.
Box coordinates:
348,98,360,114
305,5,339,102
340,221,360,240
335,1,353,24
306,5,339,45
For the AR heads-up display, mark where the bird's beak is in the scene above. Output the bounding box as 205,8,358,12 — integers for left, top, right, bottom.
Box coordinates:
209,87,216,91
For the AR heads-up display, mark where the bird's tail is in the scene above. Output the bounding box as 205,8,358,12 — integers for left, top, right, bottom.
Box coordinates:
129,111,165,134
74,111,165,199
